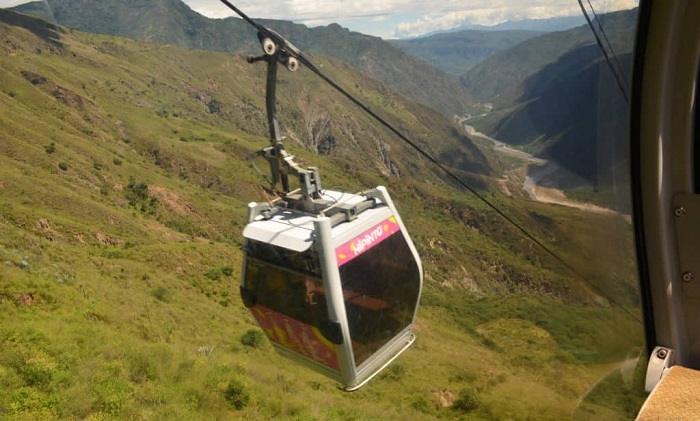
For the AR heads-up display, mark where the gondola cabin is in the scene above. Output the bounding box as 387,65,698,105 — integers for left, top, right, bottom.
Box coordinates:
240,186,423,390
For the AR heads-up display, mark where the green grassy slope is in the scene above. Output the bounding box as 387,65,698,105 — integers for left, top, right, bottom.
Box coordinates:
0,11,645,420
12,0,474,118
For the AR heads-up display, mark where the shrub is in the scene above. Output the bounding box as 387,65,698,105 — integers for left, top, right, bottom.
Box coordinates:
379,363,405,381
126,177,148,201
58,162,68,171
127,352,158,383
17,361,54,388
204,267,222,281
44,143,56,154
480,337,499,350
91,377,134,415
410,397,434,414
240,329,265,349
9,386,60,414
223,378,251,410
452,387,481,413
125,177,157,214
113,158,122,166
204,266,234,280
151,286,171,303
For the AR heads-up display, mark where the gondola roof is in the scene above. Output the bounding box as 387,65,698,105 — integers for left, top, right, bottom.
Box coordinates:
243,190,384,252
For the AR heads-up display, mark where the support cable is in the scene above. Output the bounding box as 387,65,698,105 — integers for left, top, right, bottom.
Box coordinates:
219,0,642,323
578,0,631,104
586,0,630,89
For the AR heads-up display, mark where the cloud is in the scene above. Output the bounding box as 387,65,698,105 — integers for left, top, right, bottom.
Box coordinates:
395,6,578,37
183,0,400,22
0,0,638,39
183,0,638,38
371,15,390,23
393,0,638,37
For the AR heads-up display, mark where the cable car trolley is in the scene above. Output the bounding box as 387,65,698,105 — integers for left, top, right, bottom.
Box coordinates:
238,27,423,390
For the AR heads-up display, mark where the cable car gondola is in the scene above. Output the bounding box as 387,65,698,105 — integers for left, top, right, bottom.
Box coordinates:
238,28,423,390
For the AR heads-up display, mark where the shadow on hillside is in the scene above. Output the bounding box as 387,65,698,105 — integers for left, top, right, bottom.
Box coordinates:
0,8,64,51
492,43,632,186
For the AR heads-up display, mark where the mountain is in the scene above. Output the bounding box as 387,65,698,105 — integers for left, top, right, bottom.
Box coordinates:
0,9,644,420
479,45,632,186
473,15,586,32
11,0,474,117
390,30,543,75
418,15,587,37
460,9,637,103
466,9,637,209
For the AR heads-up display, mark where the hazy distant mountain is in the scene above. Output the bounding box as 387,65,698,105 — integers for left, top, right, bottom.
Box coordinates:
461,9,636,103
390,30,543,75
474,15,586,32
419,15,586,37
11,0,474,117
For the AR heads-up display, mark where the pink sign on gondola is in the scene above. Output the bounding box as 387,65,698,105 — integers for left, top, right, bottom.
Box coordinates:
252,305,340,370
335,216,400,267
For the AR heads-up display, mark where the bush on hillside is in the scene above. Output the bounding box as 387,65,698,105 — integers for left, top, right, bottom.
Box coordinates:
223,378,251,410
452,387,481,413
240,329,265,349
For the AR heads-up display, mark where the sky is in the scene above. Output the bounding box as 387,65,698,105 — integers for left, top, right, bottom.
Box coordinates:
0,0,638,39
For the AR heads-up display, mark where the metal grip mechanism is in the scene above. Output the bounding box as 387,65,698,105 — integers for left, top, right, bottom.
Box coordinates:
247,30,322,205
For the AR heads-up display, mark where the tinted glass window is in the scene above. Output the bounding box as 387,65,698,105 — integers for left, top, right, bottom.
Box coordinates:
244,256,326,327
244,243,339,368
246,239,322,278
338,231,421,366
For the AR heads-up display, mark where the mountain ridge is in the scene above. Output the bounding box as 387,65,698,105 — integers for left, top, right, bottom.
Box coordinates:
414,15,586,37
0,8,645,420
466,8,636,210
390,29,543,75
461,8,637,103
11,0,474,117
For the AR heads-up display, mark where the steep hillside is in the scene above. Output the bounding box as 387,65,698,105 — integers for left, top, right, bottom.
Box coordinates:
12,0,474,117
390,30,543,75
466,9,636,210
461,9,637,103
476,45,631,187
0,10,644,420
